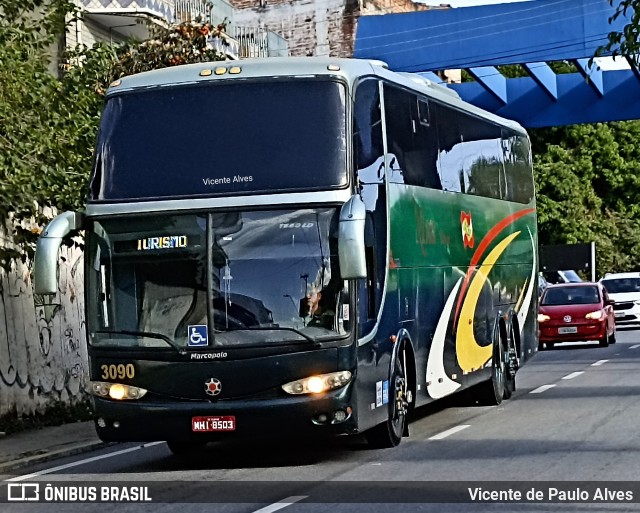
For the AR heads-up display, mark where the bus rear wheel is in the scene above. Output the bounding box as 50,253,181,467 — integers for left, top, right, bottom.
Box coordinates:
504,325,518,400
475,337,506,406
366,348,409,448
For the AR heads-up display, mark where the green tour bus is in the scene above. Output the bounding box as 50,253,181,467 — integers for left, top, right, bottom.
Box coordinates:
34,57,538,453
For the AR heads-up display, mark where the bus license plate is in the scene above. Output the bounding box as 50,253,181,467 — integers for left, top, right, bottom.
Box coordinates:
192,416,236,432
558,327,577,334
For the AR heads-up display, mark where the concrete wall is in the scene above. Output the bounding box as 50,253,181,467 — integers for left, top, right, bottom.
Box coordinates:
0,224,88,420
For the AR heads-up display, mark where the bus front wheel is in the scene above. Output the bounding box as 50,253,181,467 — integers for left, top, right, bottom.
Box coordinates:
366,347,409,449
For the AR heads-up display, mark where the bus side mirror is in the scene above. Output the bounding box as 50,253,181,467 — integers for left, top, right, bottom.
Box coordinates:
338,195,367,279
34,211,85,295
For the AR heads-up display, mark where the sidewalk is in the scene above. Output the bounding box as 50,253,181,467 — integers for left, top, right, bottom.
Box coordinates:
0,421,108,474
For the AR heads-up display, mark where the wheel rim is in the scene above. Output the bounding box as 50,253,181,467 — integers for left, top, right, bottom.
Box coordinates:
494,341,505,397
391,354,409,437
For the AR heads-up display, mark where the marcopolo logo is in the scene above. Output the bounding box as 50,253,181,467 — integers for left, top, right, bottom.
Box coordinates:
190,352,227,360
204,378,222,396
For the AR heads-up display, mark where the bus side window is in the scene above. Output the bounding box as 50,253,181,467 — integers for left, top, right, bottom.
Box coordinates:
502,130,534,204
383,84,442,190
353,79,384,171
435,104,506,199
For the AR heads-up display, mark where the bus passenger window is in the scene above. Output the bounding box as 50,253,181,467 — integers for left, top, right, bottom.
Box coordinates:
354,79,385,212
502,131,534,204
353,79,384,171
383,84,441,189
435,103,505,199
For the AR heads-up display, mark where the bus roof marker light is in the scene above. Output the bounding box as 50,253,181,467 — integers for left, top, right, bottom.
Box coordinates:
199,69,213,77
327,64,341,71
110,79,122,88
229,66,242,74
214,67,227,75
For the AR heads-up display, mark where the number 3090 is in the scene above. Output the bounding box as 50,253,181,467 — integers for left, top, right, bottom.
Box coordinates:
100,363,135,380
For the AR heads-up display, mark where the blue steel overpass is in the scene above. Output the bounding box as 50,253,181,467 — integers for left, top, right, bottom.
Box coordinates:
354,0,639,128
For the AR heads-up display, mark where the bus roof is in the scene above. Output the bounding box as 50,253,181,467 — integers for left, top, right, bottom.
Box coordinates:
107,57,526,134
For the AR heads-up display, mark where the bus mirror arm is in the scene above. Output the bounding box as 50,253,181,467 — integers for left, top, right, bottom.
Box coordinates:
34,211,85,295
338,195,367,280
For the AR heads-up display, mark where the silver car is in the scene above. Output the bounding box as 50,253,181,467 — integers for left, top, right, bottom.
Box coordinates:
600,272,640,325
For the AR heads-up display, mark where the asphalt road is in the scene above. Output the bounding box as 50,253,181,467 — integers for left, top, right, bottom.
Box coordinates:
4,329,640,513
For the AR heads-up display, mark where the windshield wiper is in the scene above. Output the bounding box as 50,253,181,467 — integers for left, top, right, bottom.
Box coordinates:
217,326,321,347
95,330,187,355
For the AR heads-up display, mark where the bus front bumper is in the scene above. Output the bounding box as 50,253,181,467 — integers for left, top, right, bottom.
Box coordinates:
93,385,358,442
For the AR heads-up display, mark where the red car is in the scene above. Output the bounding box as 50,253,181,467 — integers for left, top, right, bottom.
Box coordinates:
538,282,616,350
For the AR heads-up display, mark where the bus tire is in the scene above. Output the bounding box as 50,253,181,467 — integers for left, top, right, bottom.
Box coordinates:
366,345,409,448
475,337,506,406
167,440,207,457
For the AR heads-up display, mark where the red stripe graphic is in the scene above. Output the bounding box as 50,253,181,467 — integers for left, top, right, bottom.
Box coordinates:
453,208,536,328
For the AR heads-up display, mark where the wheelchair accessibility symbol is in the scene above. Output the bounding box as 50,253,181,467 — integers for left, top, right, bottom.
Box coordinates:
188,325,208,347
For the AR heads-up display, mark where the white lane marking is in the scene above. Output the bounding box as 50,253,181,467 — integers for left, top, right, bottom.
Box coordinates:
591,360,608,366
562,371,584,380
5,441,164,482
629,344,640,349
251,496,308,513
530,384,556,394
428,424,470,440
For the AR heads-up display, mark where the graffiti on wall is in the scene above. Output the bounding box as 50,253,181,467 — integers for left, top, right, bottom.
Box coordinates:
0,228,88,418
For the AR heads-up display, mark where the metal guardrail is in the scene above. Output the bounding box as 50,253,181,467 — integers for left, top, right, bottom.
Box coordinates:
173,0,210,23
232,26,288,58
81,0,288,58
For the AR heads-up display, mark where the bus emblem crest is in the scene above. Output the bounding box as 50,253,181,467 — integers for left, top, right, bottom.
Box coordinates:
460,211,475,249
205,378,222,396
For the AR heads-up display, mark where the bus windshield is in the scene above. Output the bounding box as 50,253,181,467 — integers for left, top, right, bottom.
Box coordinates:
87,208,349,349
89,79,347,201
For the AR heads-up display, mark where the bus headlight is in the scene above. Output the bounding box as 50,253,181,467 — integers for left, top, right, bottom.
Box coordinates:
91,381,148,400
282,371,352,395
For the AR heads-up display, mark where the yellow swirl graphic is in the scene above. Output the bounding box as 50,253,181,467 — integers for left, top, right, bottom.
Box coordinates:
456,231,521,372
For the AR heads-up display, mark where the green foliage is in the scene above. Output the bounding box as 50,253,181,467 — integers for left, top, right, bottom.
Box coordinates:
595,0,640,67
0,0,227,260
4,0,640,278
532,121,640,275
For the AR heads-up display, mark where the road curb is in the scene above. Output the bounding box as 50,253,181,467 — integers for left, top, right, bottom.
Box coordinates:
0,441,113,475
